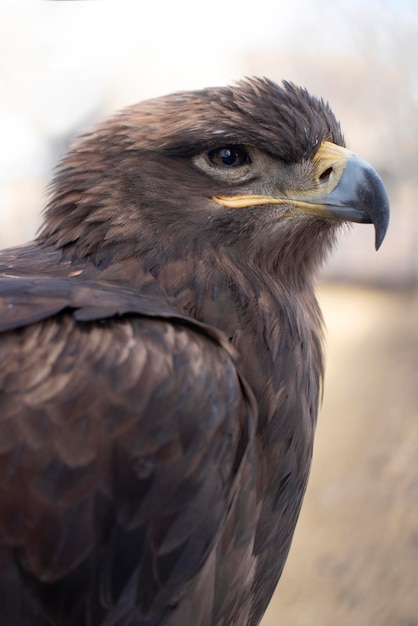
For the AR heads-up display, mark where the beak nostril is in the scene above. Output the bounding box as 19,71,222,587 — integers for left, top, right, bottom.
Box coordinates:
319,166,333,183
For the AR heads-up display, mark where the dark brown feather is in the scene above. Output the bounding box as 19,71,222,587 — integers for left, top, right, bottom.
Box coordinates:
0,275,256,625
0,78,372,625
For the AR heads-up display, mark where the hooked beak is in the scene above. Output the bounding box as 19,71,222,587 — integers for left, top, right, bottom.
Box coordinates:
213,141,390,250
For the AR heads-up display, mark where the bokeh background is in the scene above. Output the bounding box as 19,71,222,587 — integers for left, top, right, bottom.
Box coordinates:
1,1,417,624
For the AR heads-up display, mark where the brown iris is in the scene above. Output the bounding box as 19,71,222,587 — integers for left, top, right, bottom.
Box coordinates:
208,145,251,167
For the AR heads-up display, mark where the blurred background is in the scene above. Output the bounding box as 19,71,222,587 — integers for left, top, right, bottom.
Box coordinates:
0,1,417,624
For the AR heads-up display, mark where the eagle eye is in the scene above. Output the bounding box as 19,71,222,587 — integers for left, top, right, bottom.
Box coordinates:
208,145,251,168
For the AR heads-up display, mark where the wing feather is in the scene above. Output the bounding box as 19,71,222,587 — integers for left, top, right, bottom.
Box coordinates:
0,278,257,626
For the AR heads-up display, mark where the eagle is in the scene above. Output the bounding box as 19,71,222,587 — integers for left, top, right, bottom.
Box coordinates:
0,78,389,626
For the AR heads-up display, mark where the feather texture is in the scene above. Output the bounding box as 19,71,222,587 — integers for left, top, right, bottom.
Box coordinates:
0,78,388,625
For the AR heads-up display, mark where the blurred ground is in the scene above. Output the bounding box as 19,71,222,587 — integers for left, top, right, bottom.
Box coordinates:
262,283,418,626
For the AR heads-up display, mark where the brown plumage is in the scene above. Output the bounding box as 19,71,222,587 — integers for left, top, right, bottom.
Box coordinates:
0,78,389,625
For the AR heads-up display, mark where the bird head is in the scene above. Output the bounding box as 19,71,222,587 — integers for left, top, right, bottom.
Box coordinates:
40,78,389,277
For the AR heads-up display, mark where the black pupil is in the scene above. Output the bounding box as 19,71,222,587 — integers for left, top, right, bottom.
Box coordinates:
208,145,249,167
220,148,237,165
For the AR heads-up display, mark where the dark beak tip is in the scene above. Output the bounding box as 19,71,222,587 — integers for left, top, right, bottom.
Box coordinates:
357,159,390,252
372,190,390,251
375,233,384,252
374,218,389,250
373,207,390,251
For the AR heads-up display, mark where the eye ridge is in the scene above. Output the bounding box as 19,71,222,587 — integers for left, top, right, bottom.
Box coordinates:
208,145,251,168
